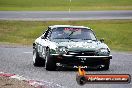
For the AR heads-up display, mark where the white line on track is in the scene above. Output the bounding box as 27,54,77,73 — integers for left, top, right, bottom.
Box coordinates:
23,52,32,54
119,53,132,55
112,53,132,56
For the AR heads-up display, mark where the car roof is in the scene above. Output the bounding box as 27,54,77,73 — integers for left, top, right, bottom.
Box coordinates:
49,25,91,29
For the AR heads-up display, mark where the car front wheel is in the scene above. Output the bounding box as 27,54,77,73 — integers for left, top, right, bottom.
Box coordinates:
33,49,45,67
103,59,110,70
45,49,56,71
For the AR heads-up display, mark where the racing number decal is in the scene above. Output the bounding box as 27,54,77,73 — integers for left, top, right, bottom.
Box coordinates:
38,44,42,53
37,44,46,57
42,47,46,57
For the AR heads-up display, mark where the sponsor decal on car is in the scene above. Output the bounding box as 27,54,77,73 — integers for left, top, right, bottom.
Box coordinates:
73,66,88,69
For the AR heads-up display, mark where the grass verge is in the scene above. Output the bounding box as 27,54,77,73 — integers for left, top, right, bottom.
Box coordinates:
0,20,132,51
0,0,132,11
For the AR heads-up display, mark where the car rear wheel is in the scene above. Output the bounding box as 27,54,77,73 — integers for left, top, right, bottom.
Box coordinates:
45,49,56,71
33,49,45,67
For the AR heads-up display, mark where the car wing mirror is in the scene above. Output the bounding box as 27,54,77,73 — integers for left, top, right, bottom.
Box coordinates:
100,38,104,42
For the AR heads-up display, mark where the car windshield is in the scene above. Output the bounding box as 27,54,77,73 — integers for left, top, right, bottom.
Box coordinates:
50,27,97,40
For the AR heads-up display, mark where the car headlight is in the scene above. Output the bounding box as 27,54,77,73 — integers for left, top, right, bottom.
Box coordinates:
96,48,110,55
99,48,108,53
100,48,108,52
57,46,68,54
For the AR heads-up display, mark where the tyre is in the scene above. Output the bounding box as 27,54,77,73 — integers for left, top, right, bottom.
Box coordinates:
45,49,56,71
103,59,110,70
33,49,45,67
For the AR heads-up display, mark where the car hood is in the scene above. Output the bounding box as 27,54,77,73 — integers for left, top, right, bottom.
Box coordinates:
50,39,108,51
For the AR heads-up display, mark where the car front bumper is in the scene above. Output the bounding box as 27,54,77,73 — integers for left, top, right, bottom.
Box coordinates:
50,54,112,69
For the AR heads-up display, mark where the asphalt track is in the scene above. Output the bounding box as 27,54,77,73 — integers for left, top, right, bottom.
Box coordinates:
0,45,132,88
0,11,132,21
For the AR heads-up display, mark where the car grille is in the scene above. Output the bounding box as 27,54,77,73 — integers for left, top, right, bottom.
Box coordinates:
67,51,96,56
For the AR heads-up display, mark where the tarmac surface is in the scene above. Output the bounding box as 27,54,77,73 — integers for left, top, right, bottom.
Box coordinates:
0,45,132,88
0,11,132,21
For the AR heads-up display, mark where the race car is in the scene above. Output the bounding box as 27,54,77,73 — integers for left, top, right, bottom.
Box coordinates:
33,25,112,71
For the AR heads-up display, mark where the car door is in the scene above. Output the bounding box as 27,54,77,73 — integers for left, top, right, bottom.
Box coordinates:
37,29,50,58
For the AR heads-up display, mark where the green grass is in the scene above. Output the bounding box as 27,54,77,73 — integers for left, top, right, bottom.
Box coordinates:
0,20,132,51
0,0,132,11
